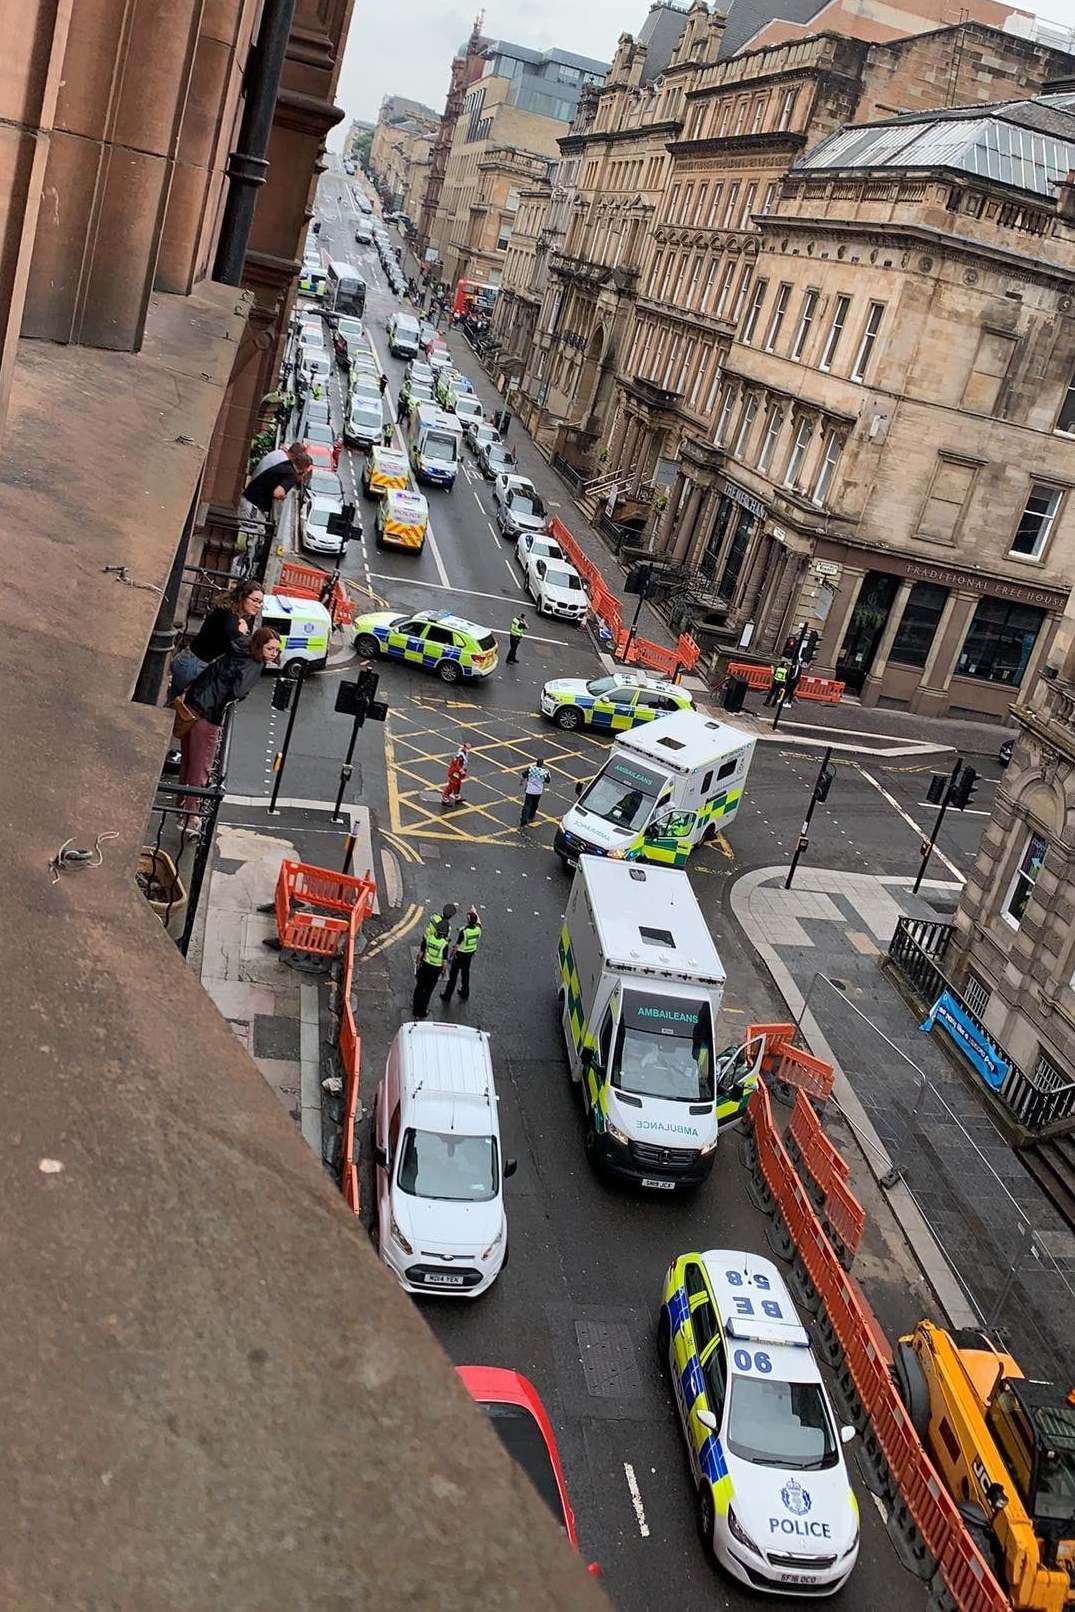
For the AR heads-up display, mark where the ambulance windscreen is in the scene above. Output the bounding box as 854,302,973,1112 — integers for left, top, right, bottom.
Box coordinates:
612,992,714,1103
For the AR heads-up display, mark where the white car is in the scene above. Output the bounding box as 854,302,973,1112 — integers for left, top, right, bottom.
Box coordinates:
407,361,434,388
352,375,381,403
335,316,365,345
301,350,332,386
301,491,349,556
493,472,537,508
514,532,564,570
308,467,344,503
660,1249,859,1597
454,395,484,434
468,422,501,458
374,1021,516,1299
525,556,587,622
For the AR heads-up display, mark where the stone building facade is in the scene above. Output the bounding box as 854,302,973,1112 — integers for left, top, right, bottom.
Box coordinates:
416,23,488,264
487,168,555,388
646,94,1075,719
369,96,440,216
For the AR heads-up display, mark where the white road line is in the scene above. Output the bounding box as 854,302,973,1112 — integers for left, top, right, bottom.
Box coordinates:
623,1463,650,1539
915,802,990,816
853,762,966,883
424,521,451,589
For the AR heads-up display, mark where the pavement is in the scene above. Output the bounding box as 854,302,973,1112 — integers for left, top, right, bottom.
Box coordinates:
190,167,1062,1612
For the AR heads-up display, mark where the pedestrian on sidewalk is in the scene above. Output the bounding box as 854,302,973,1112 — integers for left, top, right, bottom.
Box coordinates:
764,661,788,707
175,628,280,829
412,902,457,1018
441,742,469,808
331,435,343,472
519,759,550,827
441,907,482,1004
168,579,264,699
506,612,527,665
379,372,388,397
383,422,395,447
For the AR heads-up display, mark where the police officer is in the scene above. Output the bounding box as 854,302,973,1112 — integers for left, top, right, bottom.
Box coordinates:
507,612,527,665
765,661,789,707
412,902,457,1018
441,907,482,1004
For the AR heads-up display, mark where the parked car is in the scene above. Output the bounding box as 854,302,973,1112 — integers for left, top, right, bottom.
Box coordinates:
456,1368,583,1553
477,441,515,481
497,486,549,539
302,492,352,557
468,422,501,459
524,555,587,622
493,471,537,508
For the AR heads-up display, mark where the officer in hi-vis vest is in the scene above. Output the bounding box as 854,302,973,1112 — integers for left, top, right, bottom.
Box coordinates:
412,902,456,1018
441,908,482,1005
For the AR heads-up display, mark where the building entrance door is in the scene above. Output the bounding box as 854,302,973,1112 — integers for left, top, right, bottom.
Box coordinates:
836,570,900,693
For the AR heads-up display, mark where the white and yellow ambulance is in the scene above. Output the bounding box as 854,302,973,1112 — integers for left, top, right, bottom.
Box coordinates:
375,488,429,553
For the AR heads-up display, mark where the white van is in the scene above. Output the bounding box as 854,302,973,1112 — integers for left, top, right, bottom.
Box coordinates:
405,401,462,489
555,711,755,871
344,393,384,449
374,1022,516,1298
260,594,332,675
558,861,760,1190
388,311,420,358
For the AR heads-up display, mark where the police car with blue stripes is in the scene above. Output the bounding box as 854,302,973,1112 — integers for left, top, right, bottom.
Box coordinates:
659,1249,860,1596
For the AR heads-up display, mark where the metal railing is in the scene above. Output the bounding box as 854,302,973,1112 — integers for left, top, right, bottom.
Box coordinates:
550,452,586,491
889,917,1075,1132
141,710,233,956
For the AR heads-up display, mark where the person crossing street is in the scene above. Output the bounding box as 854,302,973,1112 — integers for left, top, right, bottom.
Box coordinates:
764,661,789,707
412,902,457,1018
441,907,482,1004
507,612,527,665
519,759,550,827
441,742,469,808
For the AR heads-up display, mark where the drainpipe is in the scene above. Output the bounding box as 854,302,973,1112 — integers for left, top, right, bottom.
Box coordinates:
214,0,298,285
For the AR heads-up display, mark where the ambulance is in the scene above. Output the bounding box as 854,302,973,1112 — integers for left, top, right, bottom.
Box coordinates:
261,594,332,675
557,861,760,1188
555,710,755,871
362,445,409,500
376,489,429,552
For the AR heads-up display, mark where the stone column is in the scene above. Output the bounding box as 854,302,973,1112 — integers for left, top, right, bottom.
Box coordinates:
735,529,775,625
618,414,641,477
758,551,809,654
24,0,204,349
686,490,721,573
910,589,981,716
629,426,654,496
860,578,914,708
652,471,688,555
811,565,866,678
672,480,706,564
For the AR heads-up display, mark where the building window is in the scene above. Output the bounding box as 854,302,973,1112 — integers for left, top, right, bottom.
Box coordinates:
497,223,512,250
963,974,991,1019
701,256,719,307
681,182,695,222
741,280,768,344
732,396,758,457
691,346,713,409
1056,369,1075,434
693,183,709,225
761,181,778,215
713,261,736,319
956,598,1045,686
764,283,791,351
757,405,783,472
665,183,681,224
790,287,819,361
811,430,842,505
784,415,813,487
817,295,849,372
718,102,732,137
714,384,738,445
721,182,740,228
889,582,949,667
739,182,758,229
851,301,885,381
917,455,978,546
676,338,696,393
1004,832,1047,928
751,94,767,132
734,98,749,135
731,264,753,323
707,183,724,226
1010,482,1063,559
686,254,705,307
777,89,796,130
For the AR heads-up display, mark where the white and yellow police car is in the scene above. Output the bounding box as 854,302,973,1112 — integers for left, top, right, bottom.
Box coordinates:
659,1248,859,1597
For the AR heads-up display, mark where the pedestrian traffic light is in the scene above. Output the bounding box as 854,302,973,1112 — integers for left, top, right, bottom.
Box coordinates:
802,629,820,664
950,765,979,811
782,634,797,659
625,563,653,597
925,773,948,805
815,766,834,804
271,677,294,712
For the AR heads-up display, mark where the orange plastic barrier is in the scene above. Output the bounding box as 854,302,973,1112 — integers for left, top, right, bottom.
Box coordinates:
746,1022,797,1070
796,674,844,705
825,1173,867,1265
275,560,356,627
769,1042,835,1103
727,661,773,690
788,1091,849,1194
749,1083,1009,1612
273,861,372,956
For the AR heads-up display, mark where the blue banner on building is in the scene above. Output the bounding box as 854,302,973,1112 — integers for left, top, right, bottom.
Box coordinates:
919,990,1009,1091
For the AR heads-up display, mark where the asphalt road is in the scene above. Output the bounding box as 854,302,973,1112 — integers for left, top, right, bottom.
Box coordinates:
216,165,1001,1609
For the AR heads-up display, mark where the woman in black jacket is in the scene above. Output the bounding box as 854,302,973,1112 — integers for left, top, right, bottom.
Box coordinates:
178,627,280,825
168,580,265,697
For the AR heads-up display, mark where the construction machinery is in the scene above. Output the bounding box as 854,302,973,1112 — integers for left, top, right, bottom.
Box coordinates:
894,1320,1075,1611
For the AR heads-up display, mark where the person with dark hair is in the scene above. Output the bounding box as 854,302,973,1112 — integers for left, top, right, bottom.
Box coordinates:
175,627,280,830
412,902,457,1018
242,441,312,515
168,580,264,698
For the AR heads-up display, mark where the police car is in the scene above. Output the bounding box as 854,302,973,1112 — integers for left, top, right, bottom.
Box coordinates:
541,672,695,732
659,1249,859,1596
353,609,498,683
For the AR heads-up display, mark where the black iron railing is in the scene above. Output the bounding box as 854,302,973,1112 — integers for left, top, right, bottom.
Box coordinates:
889,916,1075,1132
141,710,233,956
551,452,585,491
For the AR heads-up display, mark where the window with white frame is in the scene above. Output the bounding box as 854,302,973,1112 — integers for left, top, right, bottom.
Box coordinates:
665,184,680,224
707,183,724,226
734,98,749,134
761,181,778,215
764,282,791,351
713,261,736,318
790,288,819,361
732,395,758,458
1010,483,1063,559
681,182,694,222
819,293,850,371
704,364,723,416
691,346,712,409
692,183,709,225
784,414,814,487
851,301,885,381
963,974,990,1020
721,182,741,227
1055,368,1075,435
686,254,704,307
714,384,738,445
701,256,719,307
741,279,767,344
1004,831,1047,928
676,338,696,394
739,182,758,229
718,102,732,137
777,89,796,130
731,264,753,324
757,404,783,472
811,430,842,506
751,94,767,132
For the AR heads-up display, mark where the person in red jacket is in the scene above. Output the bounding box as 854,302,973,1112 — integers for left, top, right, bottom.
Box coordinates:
441,743,469,808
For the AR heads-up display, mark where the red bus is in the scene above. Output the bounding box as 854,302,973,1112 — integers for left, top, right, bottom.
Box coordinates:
452,278,498,321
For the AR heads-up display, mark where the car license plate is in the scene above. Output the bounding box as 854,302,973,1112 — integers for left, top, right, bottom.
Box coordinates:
423,1272,466,1287
780,1574,817,1585
641,1177,676,1191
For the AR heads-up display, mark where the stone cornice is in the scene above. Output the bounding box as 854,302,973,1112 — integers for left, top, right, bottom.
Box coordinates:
559,118,682,155
669,131,807,158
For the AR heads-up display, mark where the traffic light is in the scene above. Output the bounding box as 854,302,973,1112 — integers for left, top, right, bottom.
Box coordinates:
782,634,797,659
271,663,302,711
802,629,820,665
624,563,654,598
925,773,948,805
815,766,834,804
950,765,979,811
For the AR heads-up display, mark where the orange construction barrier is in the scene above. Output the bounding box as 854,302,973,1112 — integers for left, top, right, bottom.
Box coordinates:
788,1091,849,1196
749,1083,1009,1612
726,661,773,690
796,674,844,704
336,876,374,1214
769,1041,835,1103
825,1173,867,1266
275,560,356,628
273,861,373,956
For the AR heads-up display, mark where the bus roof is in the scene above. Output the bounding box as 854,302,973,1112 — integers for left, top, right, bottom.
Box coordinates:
328,260,365,283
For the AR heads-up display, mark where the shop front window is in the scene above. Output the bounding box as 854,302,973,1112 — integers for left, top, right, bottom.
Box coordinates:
717,509,757,602
889,582,949,668
700,495,736,583
955,598,1044,686
1004,832,1047,928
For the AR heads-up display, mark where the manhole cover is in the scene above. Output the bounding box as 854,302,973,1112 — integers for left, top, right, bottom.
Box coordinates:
575,1320,643,1399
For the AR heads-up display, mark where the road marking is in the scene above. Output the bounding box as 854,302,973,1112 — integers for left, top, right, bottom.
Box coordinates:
424,521,450,589
623,1463,650,1538
488,522,523,588
852,762,965,883
915,802,990,816
365,573,573,642
363,901,424,959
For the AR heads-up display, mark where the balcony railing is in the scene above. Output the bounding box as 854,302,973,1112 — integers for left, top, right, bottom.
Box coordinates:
888,917,1075,1133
